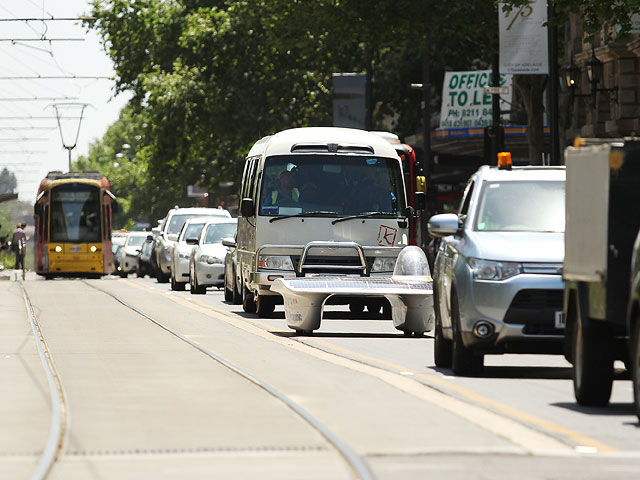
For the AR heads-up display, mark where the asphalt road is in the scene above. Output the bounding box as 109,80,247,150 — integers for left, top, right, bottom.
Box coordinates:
1,273,640,479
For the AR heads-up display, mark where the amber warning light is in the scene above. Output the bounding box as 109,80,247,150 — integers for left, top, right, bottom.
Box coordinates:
497,152,512,170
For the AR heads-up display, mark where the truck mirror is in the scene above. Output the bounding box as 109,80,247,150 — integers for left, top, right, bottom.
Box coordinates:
414,191,426,211
240,198,255,217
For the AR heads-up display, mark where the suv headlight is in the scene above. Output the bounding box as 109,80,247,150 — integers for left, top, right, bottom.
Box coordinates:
468,258,521,281
258,255,294,271
372,257,396,273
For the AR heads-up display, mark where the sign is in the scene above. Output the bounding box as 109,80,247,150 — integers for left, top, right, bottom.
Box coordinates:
439,70,512,128
499,0,548,74
332,73,367,129
484,86,509,95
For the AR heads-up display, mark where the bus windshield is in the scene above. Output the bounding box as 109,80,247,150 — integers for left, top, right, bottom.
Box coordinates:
258,155,406,217
50,184,101,243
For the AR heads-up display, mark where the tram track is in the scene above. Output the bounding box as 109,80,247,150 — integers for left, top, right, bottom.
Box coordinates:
19,283,69,480
83,280,374,480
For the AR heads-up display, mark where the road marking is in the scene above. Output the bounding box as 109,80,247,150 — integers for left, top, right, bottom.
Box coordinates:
121,279,615,454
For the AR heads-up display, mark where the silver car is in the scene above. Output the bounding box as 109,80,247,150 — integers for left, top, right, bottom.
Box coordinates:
428,165,566,376
170,217,219,291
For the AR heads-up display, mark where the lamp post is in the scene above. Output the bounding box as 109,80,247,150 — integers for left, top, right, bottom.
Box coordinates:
564,47,617,107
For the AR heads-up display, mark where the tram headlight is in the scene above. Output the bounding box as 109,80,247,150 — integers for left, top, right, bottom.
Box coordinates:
90,245,97,253
54,245,62,253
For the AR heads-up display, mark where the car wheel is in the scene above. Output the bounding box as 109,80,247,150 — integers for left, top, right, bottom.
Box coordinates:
572,312,614,406
451,291,483,376
170,273,185,291
632,320,640,421
256,294,276,318
242,284,256,314
224,280,233,302
119,271,128,279
232,272,242,305
157,269,169,283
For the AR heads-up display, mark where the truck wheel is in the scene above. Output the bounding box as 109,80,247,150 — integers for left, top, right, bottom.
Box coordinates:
256,294,275,318
242,285,256,314
451,292,483,376
631,322,640,421
572,315,614,406
224,281,233,302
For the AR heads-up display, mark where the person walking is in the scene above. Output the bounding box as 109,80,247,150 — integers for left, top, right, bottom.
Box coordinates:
11,223,27,271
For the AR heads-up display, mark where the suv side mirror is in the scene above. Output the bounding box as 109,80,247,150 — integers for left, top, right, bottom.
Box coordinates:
240,198,255,217
186,237,199,245
414,191,426,211
427,213,460,237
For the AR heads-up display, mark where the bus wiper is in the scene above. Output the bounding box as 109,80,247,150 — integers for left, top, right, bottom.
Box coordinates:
331,211,397,225
269,211,338,223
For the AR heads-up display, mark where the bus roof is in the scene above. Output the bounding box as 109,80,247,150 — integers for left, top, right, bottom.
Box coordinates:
247,127,400,159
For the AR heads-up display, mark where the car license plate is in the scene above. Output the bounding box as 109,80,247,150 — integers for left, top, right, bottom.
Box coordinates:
555,311,565,329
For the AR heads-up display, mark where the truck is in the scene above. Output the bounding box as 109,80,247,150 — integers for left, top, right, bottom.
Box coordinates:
563,138,640,407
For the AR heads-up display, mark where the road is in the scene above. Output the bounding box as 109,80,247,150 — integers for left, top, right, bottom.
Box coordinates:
1,273,640,479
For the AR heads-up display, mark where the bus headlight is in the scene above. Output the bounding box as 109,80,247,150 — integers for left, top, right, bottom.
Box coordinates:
258,255,294,271
372,257,396,273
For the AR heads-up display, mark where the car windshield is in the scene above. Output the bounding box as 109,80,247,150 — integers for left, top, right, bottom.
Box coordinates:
474,180,565,232
127,235,147,247
203,223,237,244
180,222,206,241
258,155,406,217
168,213,222,235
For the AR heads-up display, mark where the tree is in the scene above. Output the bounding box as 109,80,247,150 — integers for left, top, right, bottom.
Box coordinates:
0,168,17,195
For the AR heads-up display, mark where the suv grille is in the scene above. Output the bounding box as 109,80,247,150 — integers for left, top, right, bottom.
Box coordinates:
503,289,563,335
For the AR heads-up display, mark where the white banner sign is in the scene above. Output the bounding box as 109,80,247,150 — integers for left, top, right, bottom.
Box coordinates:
439,70,512,128
499,0,548,74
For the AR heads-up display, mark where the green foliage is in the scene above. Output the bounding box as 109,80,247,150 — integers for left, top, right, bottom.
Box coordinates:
0,168,17,195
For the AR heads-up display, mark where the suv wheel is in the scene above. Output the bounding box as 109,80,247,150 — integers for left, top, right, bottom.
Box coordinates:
451,291,483,376
572,312,613,406
433,287,452,368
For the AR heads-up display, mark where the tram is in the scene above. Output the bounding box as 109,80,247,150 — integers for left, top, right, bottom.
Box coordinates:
33,171,118,277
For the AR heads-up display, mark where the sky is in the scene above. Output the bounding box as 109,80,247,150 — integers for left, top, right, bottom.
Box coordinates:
0,0,131,201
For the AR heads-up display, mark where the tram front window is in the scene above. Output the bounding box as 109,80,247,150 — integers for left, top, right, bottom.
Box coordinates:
50,185,101,243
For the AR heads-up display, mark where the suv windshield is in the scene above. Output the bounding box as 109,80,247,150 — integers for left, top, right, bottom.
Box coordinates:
474,181,565,232
127,235,147,247
258,155,406,217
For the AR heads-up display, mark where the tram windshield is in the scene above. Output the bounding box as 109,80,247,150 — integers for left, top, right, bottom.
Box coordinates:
50,184,101,243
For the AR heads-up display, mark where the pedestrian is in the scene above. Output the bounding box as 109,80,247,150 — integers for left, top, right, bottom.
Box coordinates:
11,223,27,270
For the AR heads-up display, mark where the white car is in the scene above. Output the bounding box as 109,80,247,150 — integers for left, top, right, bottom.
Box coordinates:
117,231,149,278
170,217,219,291
189,219,237,294
154,206,232,283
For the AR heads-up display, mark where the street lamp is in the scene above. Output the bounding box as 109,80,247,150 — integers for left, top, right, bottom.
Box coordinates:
563,47,617,106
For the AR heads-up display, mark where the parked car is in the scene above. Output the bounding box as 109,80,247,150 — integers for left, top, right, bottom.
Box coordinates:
428,160,566,376
136,235,155,278
223,236,241,304
117,231,150,278
112,231,127,275
154,206,231,283
188,218,237,294
170,217,218,291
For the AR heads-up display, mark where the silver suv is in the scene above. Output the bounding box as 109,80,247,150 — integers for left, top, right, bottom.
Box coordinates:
428,165,566,376
153,206,231,282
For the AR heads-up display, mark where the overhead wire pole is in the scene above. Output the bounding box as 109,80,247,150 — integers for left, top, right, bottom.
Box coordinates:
47,103,92,172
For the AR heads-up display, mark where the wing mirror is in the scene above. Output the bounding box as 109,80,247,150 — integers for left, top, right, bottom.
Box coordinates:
186,237,199,245
240,198,255,217
221,237,236,248
427,213,461,237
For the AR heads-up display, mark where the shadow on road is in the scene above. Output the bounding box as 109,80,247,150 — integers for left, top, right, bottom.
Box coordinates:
552,401,637,417
271,330,412,339
428,365,573,380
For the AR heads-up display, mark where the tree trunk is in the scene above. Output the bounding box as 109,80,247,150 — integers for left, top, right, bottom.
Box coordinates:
514,75,547,165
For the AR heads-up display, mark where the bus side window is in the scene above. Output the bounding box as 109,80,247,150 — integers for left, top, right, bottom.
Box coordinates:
43,205,49,242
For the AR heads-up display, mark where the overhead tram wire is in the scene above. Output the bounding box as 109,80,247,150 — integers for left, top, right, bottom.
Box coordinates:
0,18,95,22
